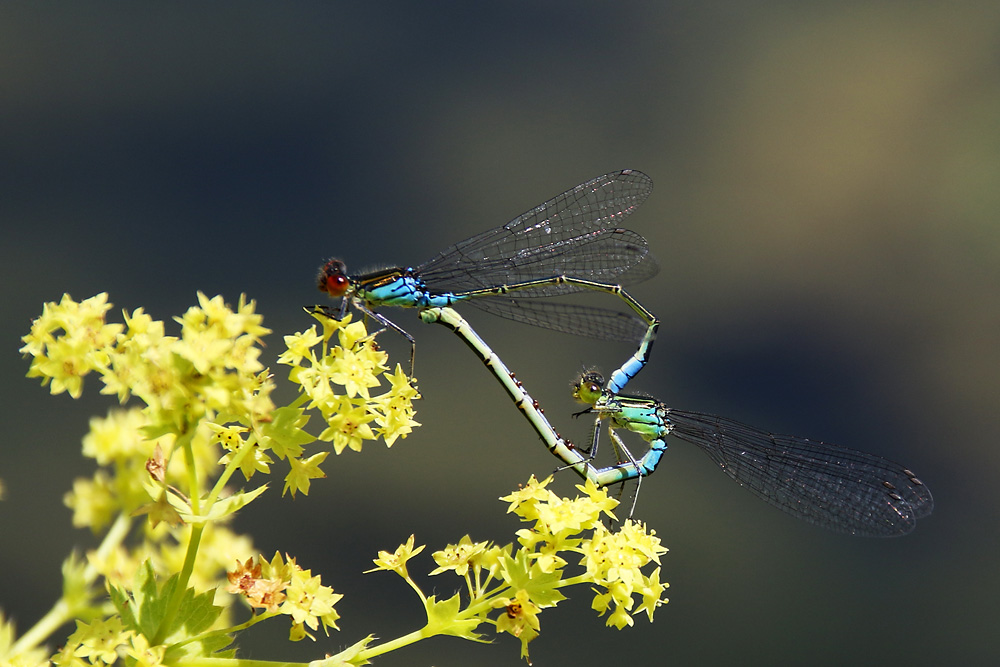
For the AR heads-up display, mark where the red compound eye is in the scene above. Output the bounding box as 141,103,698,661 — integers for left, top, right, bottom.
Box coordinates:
324,273,349,296
318,260,351,297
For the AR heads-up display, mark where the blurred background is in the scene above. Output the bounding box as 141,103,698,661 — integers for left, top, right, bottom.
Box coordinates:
1,3,996,665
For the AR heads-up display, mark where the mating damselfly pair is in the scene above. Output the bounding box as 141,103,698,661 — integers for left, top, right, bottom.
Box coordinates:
315,169,933,537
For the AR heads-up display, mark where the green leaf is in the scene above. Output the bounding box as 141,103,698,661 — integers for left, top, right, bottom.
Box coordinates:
110,559,228,658
109,583,139,633
423,593,487,641
136,560,170,639
175,587,224,636
260,405,316,460
501,550,567,608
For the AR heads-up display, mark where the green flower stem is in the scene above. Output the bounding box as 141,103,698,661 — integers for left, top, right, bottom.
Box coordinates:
355,628,432,662
459,592,508,623
178,658,305,667
154,423,204,645
8,512,131,656
178,423,201,516
206,426,261,508
154,523,205,645
9,598,72,658
399,575,427,605
556,574,594,588
286,391,309,411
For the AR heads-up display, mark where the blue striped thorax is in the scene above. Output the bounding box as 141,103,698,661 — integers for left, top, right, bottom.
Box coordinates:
318,259,472,309
354,268,427,307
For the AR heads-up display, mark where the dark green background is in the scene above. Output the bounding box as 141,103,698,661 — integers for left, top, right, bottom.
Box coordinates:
1,3,994,665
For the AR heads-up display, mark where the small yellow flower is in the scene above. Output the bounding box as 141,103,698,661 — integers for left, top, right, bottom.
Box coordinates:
125,632,167,667
575,477,620,519
529,543,570,575
215,427,273,481
366,534,426,576
178,292,270,342
499,475,555,520
280,567,344,640
64,472,118,532
380,363,420,401
69,617,130,665
328,346,384,399
372,402,421,447
277,326,323,367
259,552,298,589
534,494,600,536
206,422,248,452
82,408,149,466
283,451,328,497
471,543,510,585
371,364,421,446
309,309,351,343
606,599,636,629
430,535,490,576
634,566,669,622
335,319,374,351
318,397,377,454
492,589,541,661
51,639,89,667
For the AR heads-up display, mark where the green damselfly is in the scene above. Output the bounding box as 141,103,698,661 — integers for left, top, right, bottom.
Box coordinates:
572,371,934,536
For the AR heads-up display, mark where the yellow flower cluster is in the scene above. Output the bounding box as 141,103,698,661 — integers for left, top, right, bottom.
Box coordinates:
279,312,420,454
503,476,669,630
21,293,272,531
21,292,122,399
362,476,669,663
21,292,272,429
227,552,343,642
17,292,420,662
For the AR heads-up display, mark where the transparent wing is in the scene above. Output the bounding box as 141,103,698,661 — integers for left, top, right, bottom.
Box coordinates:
466,298,650,343
664,409,934,537
417,170,657,293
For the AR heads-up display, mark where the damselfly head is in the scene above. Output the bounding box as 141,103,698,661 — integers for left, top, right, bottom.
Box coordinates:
317,259,351,297
572,370,606,405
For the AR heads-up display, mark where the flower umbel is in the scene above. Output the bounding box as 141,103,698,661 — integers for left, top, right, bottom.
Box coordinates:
281,311,421,456
361,477,669,663
17,293,423,664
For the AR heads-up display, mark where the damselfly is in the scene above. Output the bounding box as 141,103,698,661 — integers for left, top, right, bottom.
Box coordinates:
571,371,934,536
318,170,659,393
